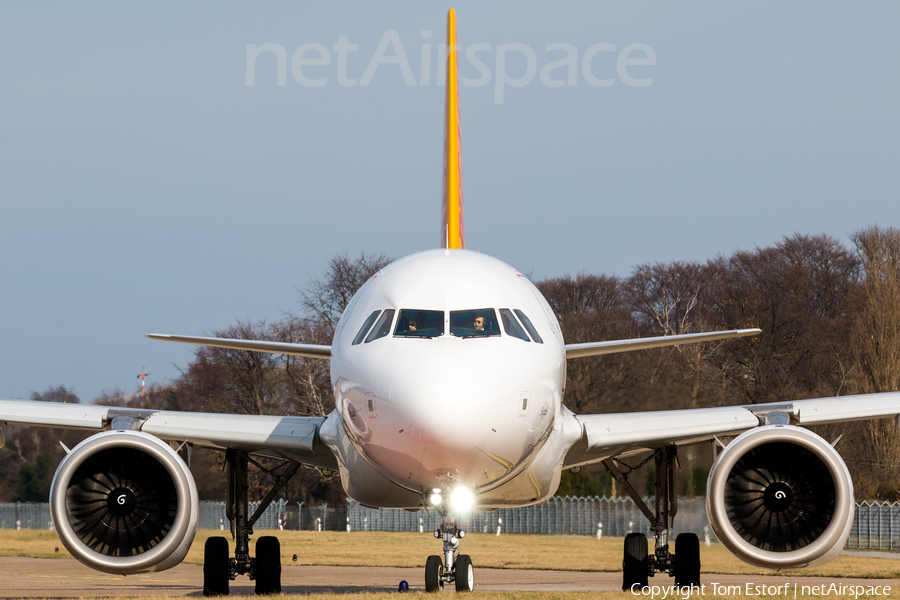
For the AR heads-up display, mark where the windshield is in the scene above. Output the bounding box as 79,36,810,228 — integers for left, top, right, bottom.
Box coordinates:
352,310,382,345
364,309,395,343
500,308,530,342
514,309,543,344
450,309,500,338
395,309,444,338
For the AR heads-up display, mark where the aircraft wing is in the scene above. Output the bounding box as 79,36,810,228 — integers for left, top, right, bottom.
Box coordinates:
151,328,758,360
565,328,761,359
147,334,332,359
564,392,900,468
0,399,337,469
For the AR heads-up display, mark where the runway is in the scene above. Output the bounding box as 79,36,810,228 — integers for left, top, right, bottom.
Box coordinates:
0,558,897,597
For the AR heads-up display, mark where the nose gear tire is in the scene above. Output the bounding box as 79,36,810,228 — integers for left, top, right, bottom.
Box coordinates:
425,555,443,592
455,554,474,591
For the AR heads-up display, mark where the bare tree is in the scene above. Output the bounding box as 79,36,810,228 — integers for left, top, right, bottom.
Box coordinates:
176,320,286,416
626,262,710,337
850,225,900,497
31,385,79,405
851,225,900,394
709,234,860,404
625,262,728,407
299,250,392,338
538,274,633,413
272,316,334,417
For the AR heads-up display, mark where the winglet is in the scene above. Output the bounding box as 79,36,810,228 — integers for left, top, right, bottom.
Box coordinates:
441,8,465,249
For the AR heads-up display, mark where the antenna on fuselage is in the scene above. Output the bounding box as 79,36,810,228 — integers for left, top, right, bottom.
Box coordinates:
440,8,465,250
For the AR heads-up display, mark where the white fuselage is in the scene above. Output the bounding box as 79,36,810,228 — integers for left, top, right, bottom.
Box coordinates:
319,249,583,509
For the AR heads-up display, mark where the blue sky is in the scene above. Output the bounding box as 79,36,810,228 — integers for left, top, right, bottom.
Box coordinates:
1,2,898,402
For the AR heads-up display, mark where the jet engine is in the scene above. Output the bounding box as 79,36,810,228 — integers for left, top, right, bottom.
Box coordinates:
50,430,199,574
706,424,853,570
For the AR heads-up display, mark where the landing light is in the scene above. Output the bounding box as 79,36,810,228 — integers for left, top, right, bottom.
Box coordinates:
450,486,476,513
429,492,443,506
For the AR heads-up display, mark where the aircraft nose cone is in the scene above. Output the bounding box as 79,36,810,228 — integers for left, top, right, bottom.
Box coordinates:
391,353,503,450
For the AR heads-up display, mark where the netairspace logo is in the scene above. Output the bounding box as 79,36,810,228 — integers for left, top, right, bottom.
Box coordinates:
629,582,893,599
245,30,656,104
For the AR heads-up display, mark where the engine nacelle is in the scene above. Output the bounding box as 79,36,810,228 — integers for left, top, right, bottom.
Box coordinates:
50,430,199,574
706,425,853,570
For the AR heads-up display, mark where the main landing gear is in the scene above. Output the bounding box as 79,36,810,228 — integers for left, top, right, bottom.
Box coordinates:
203,449,301,596
603,446,701,591
425,513,474,592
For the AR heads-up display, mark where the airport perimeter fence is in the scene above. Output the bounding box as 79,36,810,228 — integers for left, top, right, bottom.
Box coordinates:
344,496,712,538
2,497,899,550
848,501,900,551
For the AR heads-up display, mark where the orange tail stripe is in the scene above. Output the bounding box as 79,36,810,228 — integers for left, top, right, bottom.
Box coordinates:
441,8,465,249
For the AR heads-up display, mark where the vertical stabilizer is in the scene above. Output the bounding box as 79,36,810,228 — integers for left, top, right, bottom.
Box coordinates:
441,8,465,249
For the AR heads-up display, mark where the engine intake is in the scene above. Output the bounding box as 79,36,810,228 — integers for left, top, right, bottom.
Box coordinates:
706,425,853,569
50,430,199,574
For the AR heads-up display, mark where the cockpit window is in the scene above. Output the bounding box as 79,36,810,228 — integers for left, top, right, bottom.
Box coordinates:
364,309,395,343
450,309,500,338
395,309,444,338
352,310,381,345
499,309,530,342
514,309,544,344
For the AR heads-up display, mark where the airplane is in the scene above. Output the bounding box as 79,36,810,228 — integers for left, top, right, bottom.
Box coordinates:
2,7,900,596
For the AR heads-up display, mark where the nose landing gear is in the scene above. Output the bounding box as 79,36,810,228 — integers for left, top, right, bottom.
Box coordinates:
425,516,474,592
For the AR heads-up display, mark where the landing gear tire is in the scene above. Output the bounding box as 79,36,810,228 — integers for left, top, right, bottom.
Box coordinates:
674,533,701,587
622,532,648,591
254,536,282,595
425,555,443,592
455,554,474,592
203,536,231,597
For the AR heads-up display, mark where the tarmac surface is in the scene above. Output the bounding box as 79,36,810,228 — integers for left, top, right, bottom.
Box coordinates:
0,558,897,597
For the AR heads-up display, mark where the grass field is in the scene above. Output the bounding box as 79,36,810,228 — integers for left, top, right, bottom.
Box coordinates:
2,529,898,580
